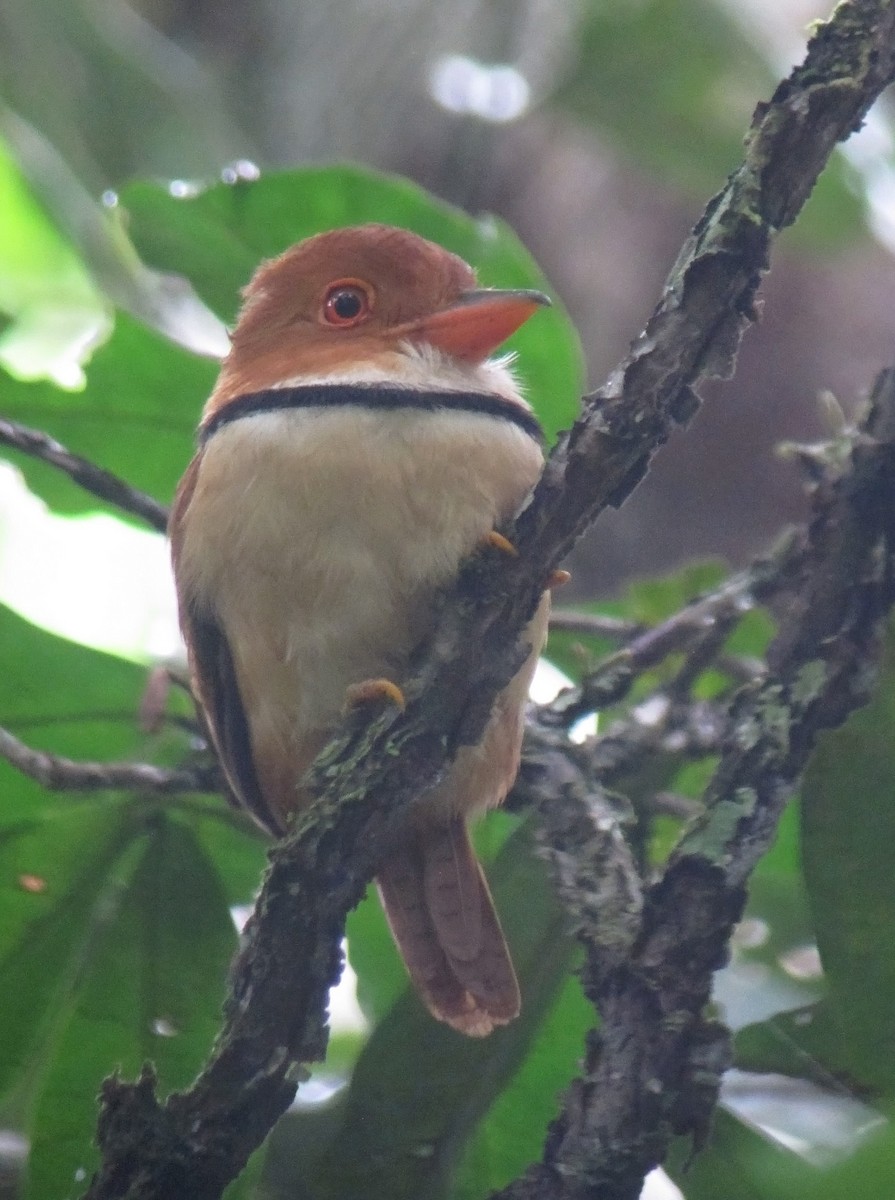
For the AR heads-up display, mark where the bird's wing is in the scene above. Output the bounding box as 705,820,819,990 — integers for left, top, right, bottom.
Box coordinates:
169,456,277,834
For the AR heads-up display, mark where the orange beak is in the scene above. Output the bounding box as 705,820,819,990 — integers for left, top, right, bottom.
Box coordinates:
393,288,550,363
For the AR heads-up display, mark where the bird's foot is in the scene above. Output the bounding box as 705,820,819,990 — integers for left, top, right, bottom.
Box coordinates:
345,677,407,712
480,533,571,590
482,530,518,557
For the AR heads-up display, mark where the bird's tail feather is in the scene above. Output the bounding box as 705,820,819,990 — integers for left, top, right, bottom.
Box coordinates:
376,818,520,1037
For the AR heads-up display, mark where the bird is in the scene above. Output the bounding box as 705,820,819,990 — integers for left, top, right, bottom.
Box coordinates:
170,223,552,1037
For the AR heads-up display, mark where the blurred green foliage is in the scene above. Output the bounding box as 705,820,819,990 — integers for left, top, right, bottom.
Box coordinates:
0,139,107,388
557,0,771,187
801,622,895,1093
554,0,865,246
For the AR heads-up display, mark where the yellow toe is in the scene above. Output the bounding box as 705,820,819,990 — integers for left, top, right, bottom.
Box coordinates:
345,677,407,712
483,530,518,557
547,569,572,589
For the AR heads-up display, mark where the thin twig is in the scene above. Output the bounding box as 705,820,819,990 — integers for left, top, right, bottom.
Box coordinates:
0,417,170,533
544,556,783,728
549,611,642,639
550,602,766,690
0,726,219,794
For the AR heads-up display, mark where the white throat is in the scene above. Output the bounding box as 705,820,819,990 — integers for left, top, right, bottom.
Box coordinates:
266,343,530,408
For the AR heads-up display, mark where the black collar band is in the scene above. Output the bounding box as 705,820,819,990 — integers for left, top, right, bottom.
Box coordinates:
199,383,543,444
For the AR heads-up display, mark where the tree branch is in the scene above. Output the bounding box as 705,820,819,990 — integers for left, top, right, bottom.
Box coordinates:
548,610,641,639
543,553,786,729
80,4,895,1198
0,417,169,533
0,725,220,794
495,368,895,1200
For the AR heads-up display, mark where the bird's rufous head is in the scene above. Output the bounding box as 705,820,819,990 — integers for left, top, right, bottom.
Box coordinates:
210,224,549,406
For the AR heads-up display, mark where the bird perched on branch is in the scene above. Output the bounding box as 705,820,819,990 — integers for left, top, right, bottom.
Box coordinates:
170,224,552,1036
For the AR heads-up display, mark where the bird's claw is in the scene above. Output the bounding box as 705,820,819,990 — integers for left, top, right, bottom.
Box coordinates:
483,530,518,557
480,534,571,591
344,677,407,712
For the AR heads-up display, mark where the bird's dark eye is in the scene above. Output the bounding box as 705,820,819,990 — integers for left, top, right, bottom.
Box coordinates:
322,280,373,327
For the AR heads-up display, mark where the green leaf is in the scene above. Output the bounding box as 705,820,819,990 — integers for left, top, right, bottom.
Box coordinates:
0,608,157,1094
800,622,895,1094
732,1001,874,1094
0,799,139,1102
452,972,592,1198
305,821,573,1200
0,608,248,1193
345,884,409,1029
223,1141,268,1200
189,809,268,909
668,1082,893,1200
0,311,215,519
794,1116,895,1200
0,605,148,824
0,137,108,388
120,165,583,443
24,814,237,1200
546,561,734,684
0,2,244,196
624,559,728,624
666,1106,811,1200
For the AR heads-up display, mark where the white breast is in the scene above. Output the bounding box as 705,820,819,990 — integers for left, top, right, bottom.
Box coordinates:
177,401,543,752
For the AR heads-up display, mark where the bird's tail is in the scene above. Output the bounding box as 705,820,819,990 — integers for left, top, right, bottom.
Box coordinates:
376,817,520,1037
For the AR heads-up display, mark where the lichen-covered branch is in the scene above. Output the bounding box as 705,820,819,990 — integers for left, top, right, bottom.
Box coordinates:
493,368,895,1200
81,3,895,1198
